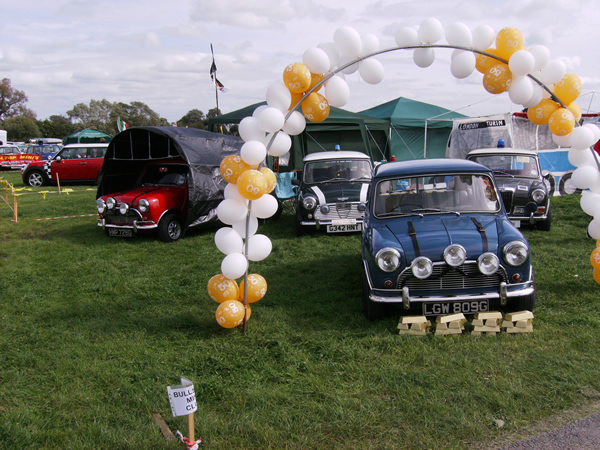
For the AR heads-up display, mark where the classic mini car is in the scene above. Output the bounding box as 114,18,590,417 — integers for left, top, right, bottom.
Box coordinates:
467,148,551,231
0,145,25,170
22,143,108,187
294,150,373,236
361,158,536,320
97,160,189,242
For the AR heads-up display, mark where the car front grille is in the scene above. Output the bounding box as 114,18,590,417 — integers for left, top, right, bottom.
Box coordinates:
104,210,142,225
314,203,364,221
501,190,513,213
397,262,508,292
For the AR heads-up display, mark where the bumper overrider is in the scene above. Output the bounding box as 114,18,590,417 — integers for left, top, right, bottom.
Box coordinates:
363,260,535,309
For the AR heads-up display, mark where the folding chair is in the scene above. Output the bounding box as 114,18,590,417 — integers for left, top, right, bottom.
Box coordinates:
274,171,298,215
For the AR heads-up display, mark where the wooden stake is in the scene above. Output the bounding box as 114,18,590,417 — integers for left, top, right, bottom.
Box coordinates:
12,193,17,223
57,173,61,193
188,412,194,442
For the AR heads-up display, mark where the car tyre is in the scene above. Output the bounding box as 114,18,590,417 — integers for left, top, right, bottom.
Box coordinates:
158,213,184,242
536,204,551,231
558,172,582,196
362,266,385,320
26,170,47,187
295,208,305,237
513,273,537,311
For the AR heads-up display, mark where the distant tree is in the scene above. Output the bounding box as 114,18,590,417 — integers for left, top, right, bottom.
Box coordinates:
37,115,75,139
2,116,41,141
207,107,222,119
178,109,206,129
0,78,34,120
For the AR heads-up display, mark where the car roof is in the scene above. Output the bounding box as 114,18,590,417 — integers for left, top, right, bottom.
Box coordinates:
373,158,491,179
303,151,371,162
467,148,538,157
62,143,109,148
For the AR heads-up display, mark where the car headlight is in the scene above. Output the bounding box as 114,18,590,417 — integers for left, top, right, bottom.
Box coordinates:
504,241,529,266
443,244,466,267
411,256,433,279
96,198,106,214
119,202,129,215
302,195,317,210
375,248,401,272
138,198,150,213
478,252,500,275
532,188,545,203
106,197,116,210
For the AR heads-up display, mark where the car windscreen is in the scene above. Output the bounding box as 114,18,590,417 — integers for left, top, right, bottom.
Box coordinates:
139,165,188,186
470,154,539,178
374,173,500,217
303,159,372,183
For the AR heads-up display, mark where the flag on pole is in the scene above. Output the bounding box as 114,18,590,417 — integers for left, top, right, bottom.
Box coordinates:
209,44,227,93
117,118,128,132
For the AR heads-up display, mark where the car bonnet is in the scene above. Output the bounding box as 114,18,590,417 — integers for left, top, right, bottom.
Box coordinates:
308,181,369,204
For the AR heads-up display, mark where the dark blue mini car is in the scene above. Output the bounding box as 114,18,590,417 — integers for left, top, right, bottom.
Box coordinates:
361,158,536,320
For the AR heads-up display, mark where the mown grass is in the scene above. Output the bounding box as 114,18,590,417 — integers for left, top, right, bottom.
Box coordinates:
1,170,599,449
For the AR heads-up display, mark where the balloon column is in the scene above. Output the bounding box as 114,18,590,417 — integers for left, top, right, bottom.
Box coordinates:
209,18,600,322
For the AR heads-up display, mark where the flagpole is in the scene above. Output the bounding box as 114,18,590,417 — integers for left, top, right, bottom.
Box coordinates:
210,43,219,114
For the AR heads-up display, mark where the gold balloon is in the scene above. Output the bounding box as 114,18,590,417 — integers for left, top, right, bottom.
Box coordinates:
289,91,305,110
302,92,330,123
476,48,501,74
527,99,560,126
260,167,277,194
594,269,600,285
591,248,600,270
283,62,312,94
238,273,267,303
308,72,326,92
208,274,240,303
215,300,246,328
548,108,576,136
554,73,583,106
483,63,512,94
495,27,524,60
220,155,251,184
237,169,267,201
568,102,582,122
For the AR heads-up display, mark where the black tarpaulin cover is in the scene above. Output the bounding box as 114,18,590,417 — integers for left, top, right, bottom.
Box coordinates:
97,126,243,228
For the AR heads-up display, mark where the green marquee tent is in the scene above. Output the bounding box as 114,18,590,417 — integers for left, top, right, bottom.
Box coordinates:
359,97,469,161
63,128,113,145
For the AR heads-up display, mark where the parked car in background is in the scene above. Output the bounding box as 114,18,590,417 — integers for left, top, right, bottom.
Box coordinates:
0,145,26,170
23,143,62,161
294,149,373,236
467,148,551,231
361,158,536,320
22,143,108,187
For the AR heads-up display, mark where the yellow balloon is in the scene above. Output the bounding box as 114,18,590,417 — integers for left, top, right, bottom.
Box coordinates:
237,169,267,201
308,72,326,92
208,274,240,303
483,63,512,94
289,91,305,110
594,269,600,285
596,239,600,248
238,274,267,303
548,108,576,136
495,27,524,60
220,155,251,184
283,62,312,94
215,300,246,328
260,167,277,194
568,102,582,122
554,74,583,106
302,92,330,123
527,99,560,126
591,248,600,270
476,48,501,74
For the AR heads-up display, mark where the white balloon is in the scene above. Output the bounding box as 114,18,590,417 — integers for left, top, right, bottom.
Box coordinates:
395,27,419,47
539,59,566,85
246,234,272,262
418,18,443,44
252,105,268,118
361,33,380,55
224,183,248,203
338,53,359,74
450,51,475,79
251,193,278,219
509,50,535,77
445,22,472,47
266,82,292,112
302,47,330,75
472,25,495,51
571,165,600,189
232,214,258,238
522,83,544,108
583,123,600,142
358,59,385,84
217,198,248,225
570,126,596,150
240,140,267,167
580,191,600,217
257,107,285,133
317,42,340,71
265,131,292,157
588,218,600,240
508,76,534,105
214,227,244,255
333,26,362,58
528,45,551,72
221,253,248,280
589,176,600,194
282,110,306,135
569,148,598,168
325,75,350,107
413,48,435,68
239,116,265,142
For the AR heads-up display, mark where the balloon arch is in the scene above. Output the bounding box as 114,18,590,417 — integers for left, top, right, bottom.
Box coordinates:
208,18,600,329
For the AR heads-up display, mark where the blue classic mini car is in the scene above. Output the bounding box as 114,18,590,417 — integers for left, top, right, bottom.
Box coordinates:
361,158,536,320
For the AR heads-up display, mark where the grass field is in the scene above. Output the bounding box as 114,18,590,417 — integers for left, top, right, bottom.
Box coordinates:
1,169,599,449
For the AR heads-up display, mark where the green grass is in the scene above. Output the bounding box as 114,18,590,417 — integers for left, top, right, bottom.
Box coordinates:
1,170,599,449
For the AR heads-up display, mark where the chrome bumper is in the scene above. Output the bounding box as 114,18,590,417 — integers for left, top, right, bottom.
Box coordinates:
97,217,158,231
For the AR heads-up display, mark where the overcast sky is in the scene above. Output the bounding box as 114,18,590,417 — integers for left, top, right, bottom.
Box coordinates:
2,0,599,123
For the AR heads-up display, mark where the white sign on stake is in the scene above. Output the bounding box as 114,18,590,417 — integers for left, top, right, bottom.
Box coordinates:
167,377,197,417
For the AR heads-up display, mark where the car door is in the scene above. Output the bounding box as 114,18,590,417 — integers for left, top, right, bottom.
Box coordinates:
51,147,103,181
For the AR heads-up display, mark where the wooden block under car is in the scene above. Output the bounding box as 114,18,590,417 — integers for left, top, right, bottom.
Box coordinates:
398,316,431,335
504,310,534,322
436,313,466,324
474,311,503,320
399,315,429,325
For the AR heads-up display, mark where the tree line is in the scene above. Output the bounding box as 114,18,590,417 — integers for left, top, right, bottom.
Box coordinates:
0,78,233,142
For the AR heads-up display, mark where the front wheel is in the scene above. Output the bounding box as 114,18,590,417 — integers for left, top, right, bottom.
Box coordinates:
362,266,385,320
511,273,537,311
158,214,184,242
26,170,47,187
536,204,551,231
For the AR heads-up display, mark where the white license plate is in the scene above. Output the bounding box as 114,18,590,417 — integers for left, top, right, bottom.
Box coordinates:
511,220,521,228
423,300,489,316
108,228,133,237
326,223,362,233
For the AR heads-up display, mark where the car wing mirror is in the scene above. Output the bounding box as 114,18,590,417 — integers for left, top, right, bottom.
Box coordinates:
541,170,552,179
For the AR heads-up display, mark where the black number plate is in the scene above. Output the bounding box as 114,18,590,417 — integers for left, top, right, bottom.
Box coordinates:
422,300,489,316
